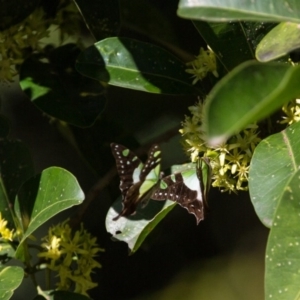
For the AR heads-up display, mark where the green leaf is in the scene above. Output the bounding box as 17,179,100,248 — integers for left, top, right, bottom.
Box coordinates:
193,21,275,71
74,0,120,40
20,44,106,127
193,21,253,72
0,266,23,300
76,37,198,95
256,22,300,62
177,0,300,23
249,122,300,228
106,198,176,254
265,168,300,299
14,167,84,247
0,242,15,266
203,60,300,145
0,139,34,228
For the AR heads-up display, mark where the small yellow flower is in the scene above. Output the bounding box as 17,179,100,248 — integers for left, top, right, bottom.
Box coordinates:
72,273,98,297
186,47,219,84
38,234,61,261
39,220,104,296
280,99,300,125
0,212,14,241
56,264,73,290
180,100,261,192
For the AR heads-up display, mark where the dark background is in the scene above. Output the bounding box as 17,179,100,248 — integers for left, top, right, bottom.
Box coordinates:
1,0,268,299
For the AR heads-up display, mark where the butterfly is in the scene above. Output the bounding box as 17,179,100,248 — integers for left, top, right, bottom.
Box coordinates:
110,143,161,220
151,158,211,224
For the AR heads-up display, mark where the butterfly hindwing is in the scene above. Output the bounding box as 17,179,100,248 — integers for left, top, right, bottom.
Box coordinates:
151,158,211,224
111,143,161,220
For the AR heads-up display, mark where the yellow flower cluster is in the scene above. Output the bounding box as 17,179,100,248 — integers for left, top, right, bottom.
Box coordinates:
0,8,49,81
0,0,82,82
38,220,104,296
185,47,219,84
0,212,14,241
180,101,261,192
280,99,300,125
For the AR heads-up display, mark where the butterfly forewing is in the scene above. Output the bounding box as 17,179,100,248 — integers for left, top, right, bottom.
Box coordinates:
139,144,161,195
111,143,161,220
111,143,143,199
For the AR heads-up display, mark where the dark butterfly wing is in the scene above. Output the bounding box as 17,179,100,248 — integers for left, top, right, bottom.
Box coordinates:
151,172,204,224
111,143,142,200
111,143,161,220
139,144,161,182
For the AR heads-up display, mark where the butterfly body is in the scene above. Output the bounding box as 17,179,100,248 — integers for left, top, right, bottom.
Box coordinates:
111,143,161,220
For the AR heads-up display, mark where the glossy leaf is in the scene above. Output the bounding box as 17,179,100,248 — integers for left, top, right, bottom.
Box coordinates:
0,266,23,300
74,0,120,40
76,37,198,95
193,21,275,71
265,168,300,299
256,22,300,62
178,0,300,23
20,44,106,127
0,139,34,227
14,167,85,247
203,60,300,145
193,21,253,72
106,198,176,254
249,122,300,228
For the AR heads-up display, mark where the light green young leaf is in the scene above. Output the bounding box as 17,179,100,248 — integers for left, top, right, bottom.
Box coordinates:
106,198,176,254
256,22,300,62
265,168,300,299
178,0,300,23
14,167,84,256
0,266,23,300
203,60,300,145
76,37,198,95
249,122,300,228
